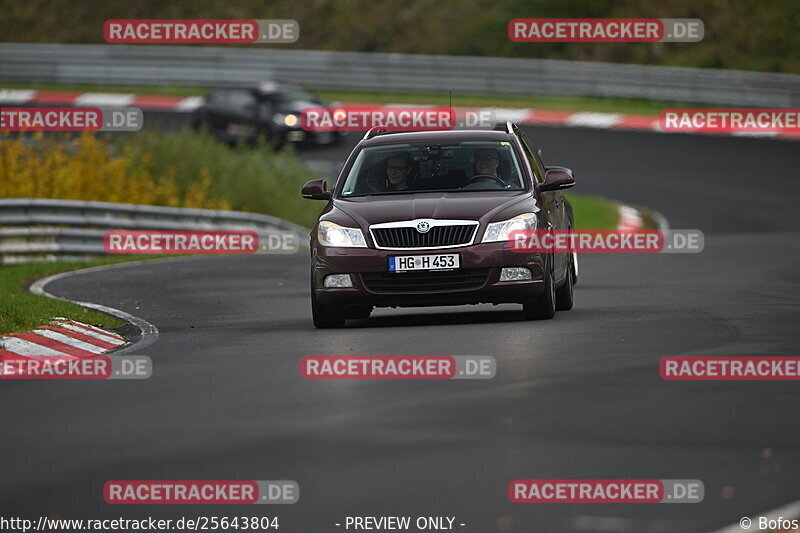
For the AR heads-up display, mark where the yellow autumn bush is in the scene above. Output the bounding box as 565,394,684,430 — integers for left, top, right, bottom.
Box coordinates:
0,132,230,210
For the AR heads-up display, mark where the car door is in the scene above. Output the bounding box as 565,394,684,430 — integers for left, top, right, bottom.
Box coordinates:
221,89,260,140
517,129,569,276
202,89,230,135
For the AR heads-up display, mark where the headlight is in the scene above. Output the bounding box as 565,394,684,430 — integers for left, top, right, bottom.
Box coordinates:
481,213,537,243
318,221,367,247
284,114,298,127
272,113,299,127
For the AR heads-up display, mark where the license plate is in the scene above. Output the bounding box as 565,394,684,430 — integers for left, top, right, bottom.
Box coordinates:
226,123,253,136
388,254,460,272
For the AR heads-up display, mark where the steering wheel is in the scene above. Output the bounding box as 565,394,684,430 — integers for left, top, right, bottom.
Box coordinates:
462,174,507,188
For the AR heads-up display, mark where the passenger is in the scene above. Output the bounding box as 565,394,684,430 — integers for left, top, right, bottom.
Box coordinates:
385,152,415,191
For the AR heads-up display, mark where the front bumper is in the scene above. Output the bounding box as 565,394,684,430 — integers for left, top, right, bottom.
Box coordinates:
312,242,547,308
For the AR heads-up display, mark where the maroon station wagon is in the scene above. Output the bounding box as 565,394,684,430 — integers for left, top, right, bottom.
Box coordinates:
301,122,577,328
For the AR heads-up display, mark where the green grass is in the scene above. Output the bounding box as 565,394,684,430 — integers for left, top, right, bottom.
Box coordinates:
0,258,135,336
0,81,206,97
1,81,713,116
566,194,620,230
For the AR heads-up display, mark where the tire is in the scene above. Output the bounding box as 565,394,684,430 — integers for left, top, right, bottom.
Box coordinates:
311,289,345,329
523,257,556,320
571,251,579,285
555,254,575,311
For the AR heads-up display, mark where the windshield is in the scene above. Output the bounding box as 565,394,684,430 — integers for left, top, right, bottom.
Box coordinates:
273,89,320,103
339,141,526,197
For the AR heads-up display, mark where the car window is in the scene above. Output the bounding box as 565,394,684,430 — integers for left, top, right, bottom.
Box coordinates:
274,90,319,103
224,90,258,109
339,141,526,197
517,131,546,183
205,90,225,105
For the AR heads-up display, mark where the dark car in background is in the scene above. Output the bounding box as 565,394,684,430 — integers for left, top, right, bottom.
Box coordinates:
302,122,577,328
191,82,345,146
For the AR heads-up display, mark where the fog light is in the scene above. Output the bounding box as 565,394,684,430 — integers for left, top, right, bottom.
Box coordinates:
500,267,532,281
287,130,305,142
324,274,353,288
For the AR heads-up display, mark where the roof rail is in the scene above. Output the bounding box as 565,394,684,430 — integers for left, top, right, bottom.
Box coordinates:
363,127,387,140
492,121,515,134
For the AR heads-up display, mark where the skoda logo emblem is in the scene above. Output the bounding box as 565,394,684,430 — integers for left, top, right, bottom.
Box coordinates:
416,221,431,233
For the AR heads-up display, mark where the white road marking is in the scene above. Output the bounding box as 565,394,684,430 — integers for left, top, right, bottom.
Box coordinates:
51,322,125,345
55,318,124,340
566,112,624,128
481,107,531,123
74,92,135,107
29,259,162,355
0,337,71,357
32,329,106,354
0,89,36,103
176,96,204,111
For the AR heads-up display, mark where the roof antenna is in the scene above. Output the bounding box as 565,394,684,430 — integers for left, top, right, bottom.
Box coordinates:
449,90,453,128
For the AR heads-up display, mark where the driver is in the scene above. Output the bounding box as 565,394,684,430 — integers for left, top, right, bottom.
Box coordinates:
461,148,504,189
473,148,500,178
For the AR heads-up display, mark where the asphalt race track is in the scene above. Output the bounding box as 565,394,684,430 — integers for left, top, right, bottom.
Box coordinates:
1,126,799,532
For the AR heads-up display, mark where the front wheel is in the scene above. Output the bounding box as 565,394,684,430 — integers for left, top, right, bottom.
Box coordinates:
311,289,345,328
522,258,556,320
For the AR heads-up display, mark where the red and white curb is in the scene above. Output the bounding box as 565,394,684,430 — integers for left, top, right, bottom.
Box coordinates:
617,204,645,230
0,88,203,112
2,88,799,141
0,318,126,362
467,106,800,140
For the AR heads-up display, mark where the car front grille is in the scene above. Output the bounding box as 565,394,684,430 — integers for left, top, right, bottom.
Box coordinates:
371,224,476,248
362,269,488,293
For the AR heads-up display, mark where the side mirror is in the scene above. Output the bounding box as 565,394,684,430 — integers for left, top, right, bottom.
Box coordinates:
301,178,332,200
540,167,575,191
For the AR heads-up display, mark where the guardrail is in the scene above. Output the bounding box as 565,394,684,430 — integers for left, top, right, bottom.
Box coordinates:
0,198,309,264
1,43,799,106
